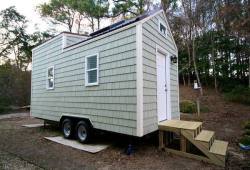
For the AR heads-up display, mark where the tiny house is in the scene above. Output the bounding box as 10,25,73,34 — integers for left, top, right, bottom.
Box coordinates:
31,10,179,143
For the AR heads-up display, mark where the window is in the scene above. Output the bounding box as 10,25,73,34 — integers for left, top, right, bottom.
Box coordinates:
85,54,99,86
46,66,54,89
158,20,167,37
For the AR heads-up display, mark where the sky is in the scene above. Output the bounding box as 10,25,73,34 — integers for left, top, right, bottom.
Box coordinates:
0,0,159,65
0,0,161,34
0,0,53,33
0,0,116,34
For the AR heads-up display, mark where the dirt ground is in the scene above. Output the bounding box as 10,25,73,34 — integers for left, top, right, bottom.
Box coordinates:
0,86,249,170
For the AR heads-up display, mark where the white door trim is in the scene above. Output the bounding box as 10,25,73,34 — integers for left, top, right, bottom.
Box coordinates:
156,45,172,120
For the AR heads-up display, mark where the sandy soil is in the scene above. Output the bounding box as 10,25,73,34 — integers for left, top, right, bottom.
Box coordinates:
0,86,249,170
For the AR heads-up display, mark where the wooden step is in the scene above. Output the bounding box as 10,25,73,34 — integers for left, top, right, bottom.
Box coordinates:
209,140,228,156
181,130,227,167
195,130,215,149
195,130,214,142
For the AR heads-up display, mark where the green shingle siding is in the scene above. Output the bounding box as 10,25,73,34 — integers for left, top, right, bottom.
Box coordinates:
31,26,137,136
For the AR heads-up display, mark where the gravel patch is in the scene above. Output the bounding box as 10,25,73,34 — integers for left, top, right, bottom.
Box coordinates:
0,149,43,170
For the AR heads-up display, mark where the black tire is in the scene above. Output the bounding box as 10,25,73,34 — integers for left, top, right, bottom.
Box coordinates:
62,118,74,139
76,121,92,143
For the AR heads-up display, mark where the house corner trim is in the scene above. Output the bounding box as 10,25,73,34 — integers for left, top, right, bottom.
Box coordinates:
136,23,143,137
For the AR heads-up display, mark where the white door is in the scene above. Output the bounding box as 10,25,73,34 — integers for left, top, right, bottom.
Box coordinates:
157,52,167,121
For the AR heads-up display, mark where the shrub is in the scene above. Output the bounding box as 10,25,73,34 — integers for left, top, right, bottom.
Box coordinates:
224,86,250,105
244,130,250,136
244,121,250,130
0,96,11,114
180,100,197,114
239,136,250,146
0,96,11,106
0,105,10,114
219,78,243,93
0,63,31,107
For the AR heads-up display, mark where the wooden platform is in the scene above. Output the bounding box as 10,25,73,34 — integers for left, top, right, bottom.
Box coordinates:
158,120,228,167
159,120,202,130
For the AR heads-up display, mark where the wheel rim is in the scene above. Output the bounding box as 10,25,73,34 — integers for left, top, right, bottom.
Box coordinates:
78,125,87,141
63,122,71,137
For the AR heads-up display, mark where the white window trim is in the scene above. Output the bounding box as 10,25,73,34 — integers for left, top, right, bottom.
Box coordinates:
46,66,55,90
85,53,99,86
158,19,167,38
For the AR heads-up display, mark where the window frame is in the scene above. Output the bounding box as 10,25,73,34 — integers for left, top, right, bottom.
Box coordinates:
85,53,99,86
46,66,55,90
158,19,167,38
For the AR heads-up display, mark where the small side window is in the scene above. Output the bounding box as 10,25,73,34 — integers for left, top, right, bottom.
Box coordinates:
47,66,54,90
85,54,99,86
158,20,167,37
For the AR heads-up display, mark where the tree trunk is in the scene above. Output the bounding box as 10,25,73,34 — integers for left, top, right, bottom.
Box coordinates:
161,0,170,15
91,18,95,32
192,38,203,96
182,73,186,86
77,14,82,34
68,18,73,33
97,18,100,30
187,43,191,86
249,56,250,88
211,32,218,93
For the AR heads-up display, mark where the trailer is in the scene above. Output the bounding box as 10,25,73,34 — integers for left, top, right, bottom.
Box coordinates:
31,9,179,142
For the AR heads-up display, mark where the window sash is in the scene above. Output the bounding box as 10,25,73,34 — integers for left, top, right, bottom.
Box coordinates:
47,66,54,89
85,54,99,86
87,55,97,70
160,24,166,35
47,78,54,88
158,20,167,37
87,69,97,84
48,68,54,77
